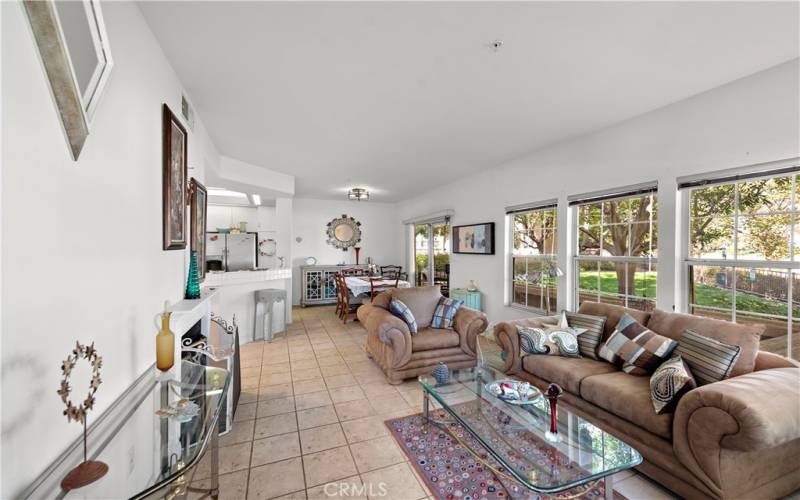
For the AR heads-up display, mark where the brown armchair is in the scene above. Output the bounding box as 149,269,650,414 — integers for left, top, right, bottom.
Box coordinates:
357,285,488,384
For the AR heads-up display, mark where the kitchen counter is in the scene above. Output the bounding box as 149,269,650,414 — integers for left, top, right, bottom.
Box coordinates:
203,268,291,287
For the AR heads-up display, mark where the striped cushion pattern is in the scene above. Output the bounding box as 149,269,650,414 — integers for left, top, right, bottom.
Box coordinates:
389,298,418,334
650,355,696,414
431,297,464,329
599,314,678,375
565,311,606,360
675,329,741,386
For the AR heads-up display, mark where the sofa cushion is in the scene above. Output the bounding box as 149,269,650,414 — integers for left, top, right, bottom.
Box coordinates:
518,325,582,358
599,314,678,375
389,298,417,334
577,302,651,341
581,371,674,439
650,355,696,414
522,355,618,395
389,286,442,329
431,296,463,329
675,329,740,386
411,327,460,352
646,309,762,377
565,311,606,360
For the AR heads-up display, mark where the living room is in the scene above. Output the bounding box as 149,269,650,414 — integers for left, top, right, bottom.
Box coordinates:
2,1,799,499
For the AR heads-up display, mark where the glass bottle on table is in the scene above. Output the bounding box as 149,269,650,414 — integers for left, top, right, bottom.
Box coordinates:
155,302,175,372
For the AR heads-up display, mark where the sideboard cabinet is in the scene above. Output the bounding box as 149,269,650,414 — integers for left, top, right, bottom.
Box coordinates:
300,265,369,307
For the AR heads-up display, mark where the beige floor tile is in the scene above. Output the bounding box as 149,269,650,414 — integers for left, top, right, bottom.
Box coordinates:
303,445,359,487
379,407,419,420
241,357,263,369
273,491,307,500
292,368,323,381
329,385,366,404
219,441,252,474
397,389,423,408
257,396,296,418
334,401,375,422
293,378,327,395
235,402,258,422
360,463,426,500
305,475,366,500
262,363,291,374
324,373,358,389
290,351,317,362
353,371,387,384
254,412,298,439
312,348,338,358
295,390,333,411
248,457,305,499
320,364,351,377
220,418,255,447
259,383,294,401
300,422,347,454
297,405,339,430
367,393,410,414
349,436,406,473
262,372,293,386
189,469,248,500
316,355,346,367
615,473,679,500
341,416,389,443
242,376,261,390
290,358,319,371
252,432,302,466
241,366,262,379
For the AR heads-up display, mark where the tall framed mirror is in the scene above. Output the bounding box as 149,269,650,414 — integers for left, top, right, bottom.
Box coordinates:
23,0,114,160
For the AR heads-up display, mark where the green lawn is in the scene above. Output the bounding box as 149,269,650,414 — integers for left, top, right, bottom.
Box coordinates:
578,271,798,317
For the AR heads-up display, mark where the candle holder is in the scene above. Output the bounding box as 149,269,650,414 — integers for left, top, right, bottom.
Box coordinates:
545,383,563,443
58,341,108,491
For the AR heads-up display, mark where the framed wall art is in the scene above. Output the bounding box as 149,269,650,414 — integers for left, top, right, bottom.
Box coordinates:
189,178,208,280
453,222,495,255
162,104,188,250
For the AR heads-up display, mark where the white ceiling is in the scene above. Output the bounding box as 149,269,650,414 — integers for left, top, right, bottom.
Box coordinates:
138,1,799,202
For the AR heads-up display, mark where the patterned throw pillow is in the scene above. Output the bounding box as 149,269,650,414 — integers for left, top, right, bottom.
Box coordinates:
518,325,582,358
389,298,417,334
430,297,464,329
563,311,606,360
598,314,678,375
675,329,741,386
650,355,696,414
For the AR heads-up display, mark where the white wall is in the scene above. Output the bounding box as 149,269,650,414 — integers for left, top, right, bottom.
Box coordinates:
292,198,401,304
398,59,800,324
1,2,221,496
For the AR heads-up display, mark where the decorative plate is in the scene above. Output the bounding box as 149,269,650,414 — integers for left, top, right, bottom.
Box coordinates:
305,256,317,265
485,379,542,405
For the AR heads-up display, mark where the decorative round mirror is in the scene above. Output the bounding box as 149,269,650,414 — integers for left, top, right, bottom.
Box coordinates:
326,214,362,251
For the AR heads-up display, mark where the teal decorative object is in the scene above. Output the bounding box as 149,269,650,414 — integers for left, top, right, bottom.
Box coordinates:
185,251,201,299
432,363,450,385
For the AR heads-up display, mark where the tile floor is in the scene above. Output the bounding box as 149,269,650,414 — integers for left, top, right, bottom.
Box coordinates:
191,305,678,500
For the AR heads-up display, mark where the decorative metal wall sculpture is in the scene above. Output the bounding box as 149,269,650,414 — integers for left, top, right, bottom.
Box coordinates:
326,214,362,251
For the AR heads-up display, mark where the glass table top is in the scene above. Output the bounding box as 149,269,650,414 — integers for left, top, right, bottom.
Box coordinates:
418,367,642,494
23,360,229,499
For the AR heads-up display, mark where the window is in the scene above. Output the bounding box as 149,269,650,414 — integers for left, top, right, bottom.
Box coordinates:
414,221,451,296
573,187,657,312
509,204,558,313
683,169,799,359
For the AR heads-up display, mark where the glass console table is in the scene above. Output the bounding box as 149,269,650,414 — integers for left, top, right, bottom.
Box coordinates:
23,361,230,499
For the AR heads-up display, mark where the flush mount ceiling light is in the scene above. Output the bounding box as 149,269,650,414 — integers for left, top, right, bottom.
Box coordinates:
347,188,369,202
251,194,262,206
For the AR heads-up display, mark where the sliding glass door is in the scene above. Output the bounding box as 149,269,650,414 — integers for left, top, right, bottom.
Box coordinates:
414,221,450,296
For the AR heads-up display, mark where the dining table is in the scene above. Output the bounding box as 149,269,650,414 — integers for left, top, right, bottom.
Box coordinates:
344,276,411,297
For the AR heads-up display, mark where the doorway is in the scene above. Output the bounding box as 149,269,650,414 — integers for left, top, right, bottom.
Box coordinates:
414,221,450,296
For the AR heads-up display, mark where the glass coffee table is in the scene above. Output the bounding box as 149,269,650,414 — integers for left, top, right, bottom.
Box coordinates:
418,367,642,499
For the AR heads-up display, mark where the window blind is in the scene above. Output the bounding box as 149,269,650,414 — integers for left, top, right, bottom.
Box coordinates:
677,163,800,190
568,182,657,206
402,209,454,225
505,199,558,215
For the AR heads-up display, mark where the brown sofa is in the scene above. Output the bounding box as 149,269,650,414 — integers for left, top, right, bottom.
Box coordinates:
357,285,488,384
496,302,800,500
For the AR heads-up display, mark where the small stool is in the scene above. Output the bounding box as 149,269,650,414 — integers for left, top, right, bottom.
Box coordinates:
254,289,287,342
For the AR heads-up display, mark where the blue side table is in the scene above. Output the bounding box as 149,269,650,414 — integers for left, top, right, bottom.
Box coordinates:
451,288,482,311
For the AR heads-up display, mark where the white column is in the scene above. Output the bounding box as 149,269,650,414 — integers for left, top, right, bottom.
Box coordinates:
656,175,678,312
276,197,293,323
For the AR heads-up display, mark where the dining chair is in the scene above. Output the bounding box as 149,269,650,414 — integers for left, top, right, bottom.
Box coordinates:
337,273,362,323
379,265,402,278
341,267,364,277
369,275,400,302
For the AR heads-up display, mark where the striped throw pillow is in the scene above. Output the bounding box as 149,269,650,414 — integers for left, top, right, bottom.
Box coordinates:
599,314,678,375
389,298,417,334
431,297,464,329
675,329,741,386
650,355,696,414
565,311,606,360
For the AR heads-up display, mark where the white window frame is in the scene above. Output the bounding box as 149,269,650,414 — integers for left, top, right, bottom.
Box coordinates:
571,185,658,311
681,162,800,359
507,203,559,314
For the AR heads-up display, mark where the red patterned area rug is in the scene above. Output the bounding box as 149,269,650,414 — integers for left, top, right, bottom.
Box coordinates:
385,405,605,500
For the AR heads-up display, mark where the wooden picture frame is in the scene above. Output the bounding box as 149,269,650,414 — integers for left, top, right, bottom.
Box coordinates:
189,178,208,281
162,104,188,250
452,222,495,255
